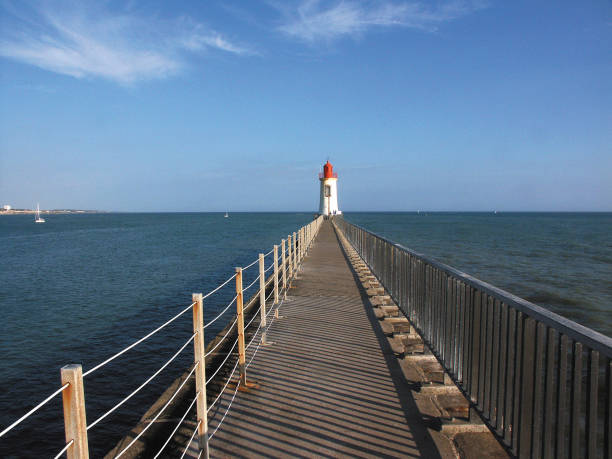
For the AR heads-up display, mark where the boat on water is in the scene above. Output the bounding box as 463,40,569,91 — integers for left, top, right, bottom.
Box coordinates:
35,203,45,223
224,212,229,218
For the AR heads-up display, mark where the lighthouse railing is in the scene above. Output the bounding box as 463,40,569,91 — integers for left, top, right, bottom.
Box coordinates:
318,172,338,179
334,216,612,459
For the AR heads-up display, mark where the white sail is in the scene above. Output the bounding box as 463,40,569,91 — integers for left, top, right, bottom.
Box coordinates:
35,203,45,223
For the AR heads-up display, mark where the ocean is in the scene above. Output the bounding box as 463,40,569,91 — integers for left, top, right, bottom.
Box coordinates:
1,212,610,457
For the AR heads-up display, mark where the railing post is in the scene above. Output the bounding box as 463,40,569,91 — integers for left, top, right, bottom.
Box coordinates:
292,232,297,271
60,364,89,459
281,239,287,300
273,245,279,305
258,253,267,344
287,235,293,280
192,293,209,459
235,267,247,385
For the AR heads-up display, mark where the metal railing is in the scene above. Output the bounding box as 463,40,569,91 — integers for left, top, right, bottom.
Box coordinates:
335,217,611,459
1,216,324,458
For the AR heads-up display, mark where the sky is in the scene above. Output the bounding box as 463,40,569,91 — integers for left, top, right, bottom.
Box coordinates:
0,0,610,212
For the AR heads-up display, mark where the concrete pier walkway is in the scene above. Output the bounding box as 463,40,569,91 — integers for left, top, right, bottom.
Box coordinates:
206,221,453,458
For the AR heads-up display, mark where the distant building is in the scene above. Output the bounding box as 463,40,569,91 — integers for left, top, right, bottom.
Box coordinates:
3,205,11,211
318,160,341,216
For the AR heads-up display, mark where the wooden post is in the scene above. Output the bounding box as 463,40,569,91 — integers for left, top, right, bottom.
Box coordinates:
281,239,287,300
235,267,247,385
192,293,209,458
292,232,297,271
273,245,279,305
298,228,302,262
61,364,89,459
287,235,293,280
258,253,267,344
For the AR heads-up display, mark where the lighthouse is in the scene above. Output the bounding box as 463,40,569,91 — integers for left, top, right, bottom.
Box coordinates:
319,160,341,217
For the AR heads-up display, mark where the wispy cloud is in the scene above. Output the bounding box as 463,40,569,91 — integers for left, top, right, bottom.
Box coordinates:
276,0,486,42
0,1,251,84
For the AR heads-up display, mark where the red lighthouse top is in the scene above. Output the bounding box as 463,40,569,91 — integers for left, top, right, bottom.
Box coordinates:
320,160,338,179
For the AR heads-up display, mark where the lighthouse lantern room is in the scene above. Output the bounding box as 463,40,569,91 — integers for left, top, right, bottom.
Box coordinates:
319,160,341,217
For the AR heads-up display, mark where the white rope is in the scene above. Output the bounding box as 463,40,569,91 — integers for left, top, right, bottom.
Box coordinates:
242,274,260,293
0,382,69,438
180,419,202,459
53,439,74,459
115,364,198,458
88,333,196,431
246,335,263,369
244,305,261,331
202,273,237,300
154,393,199,459
206,338,238,385
207,360,239,414
245,317,263,351
264,263,274,273
83,302,195,377
263,248,274,257
205,318,237,357
204,295,237,330
209,378,241,440
265,288,274,302
242,258,258,270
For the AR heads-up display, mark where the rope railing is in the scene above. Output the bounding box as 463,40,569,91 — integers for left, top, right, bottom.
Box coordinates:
153,392,199,459
242,257,259,270
207,361,240,414
208,379,241,441
0,383,69,438
205,318,238,358
204,294,237,330
180,420,202,459
202,272,237,300
0,216,325,458
242,274,260,293
114,363,198,458
244,304,261,331
53,439,74,459
206,338,238,385
83,302,196,378
87,333,196,431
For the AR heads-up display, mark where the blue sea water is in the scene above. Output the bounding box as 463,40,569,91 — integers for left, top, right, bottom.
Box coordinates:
0,212,313,457
345,212,612,337
0,212,610,457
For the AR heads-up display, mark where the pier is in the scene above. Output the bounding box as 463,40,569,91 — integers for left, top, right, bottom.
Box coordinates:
1,216,611,458
204,219,456,458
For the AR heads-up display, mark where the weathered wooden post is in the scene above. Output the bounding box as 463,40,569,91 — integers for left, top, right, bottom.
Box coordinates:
287,235,293,280
281,239,287,300
235,267,247,385
60,364,89,459
292,231,297,271
299,228,303,261
258,253,267,344
273,245,279,305
192,293,209,459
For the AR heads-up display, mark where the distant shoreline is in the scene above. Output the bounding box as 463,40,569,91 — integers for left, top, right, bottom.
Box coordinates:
0,210,107,215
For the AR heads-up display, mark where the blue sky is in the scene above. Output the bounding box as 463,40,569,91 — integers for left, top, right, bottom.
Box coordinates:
0,0,610,212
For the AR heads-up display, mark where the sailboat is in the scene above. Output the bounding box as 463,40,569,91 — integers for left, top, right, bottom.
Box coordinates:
224,211,229,218
35,203,45,223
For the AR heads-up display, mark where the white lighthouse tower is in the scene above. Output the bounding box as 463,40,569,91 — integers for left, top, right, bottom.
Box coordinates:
319,160,341,217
